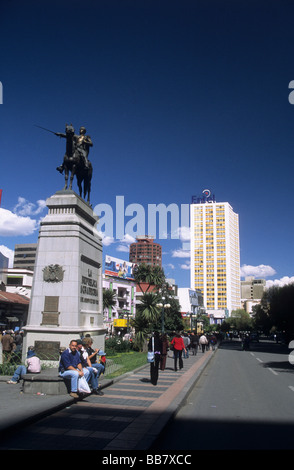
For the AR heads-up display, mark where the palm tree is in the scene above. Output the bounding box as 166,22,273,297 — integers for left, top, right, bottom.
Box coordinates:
132,311,149,351
137,292,161,324
150,265,165,290
133,263,165,293
133,292,161,351
103,288,117,319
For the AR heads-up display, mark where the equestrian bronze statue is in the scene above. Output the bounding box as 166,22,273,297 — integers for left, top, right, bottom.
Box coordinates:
36,124,93,204
55,124,93,203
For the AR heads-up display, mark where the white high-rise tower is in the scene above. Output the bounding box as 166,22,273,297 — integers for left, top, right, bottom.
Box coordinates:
190,191,240,315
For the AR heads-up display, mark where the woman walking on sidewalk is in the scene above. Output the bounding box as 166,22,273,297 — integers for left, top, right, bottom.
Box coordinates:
199,333,208,353
171,332,186,371
148,331,162,385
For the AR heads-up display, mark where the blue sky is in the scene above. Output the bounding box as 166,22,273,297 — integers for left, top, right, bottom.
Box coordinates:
1,0,294,288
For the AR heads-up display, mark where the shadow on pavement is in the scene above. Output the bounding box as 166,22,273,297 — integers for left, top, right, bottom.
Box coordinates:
151,415,294,450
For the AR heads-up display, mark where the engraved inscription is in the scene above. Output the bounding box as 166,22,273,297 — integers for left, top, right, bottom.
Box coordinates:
44,296,59,312
41,296,60,325
41,312,60,326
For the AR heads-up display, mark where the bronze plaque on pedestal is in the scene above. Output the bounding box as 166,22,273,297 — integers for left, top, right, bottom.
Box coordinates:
41,296,60,326
34,340,60,360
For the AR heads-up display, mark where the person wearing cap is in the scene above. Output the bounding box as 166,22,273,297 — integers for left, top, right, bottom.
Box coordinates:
7,346,41,384
98,349,106,374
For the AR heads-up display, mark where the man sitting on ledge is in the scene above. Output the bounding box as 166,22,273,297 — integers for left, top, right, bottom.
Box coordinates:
59,339,90,398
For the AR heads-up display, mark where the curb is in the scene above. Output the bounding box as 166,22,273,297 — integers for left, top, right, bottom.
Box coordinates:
136,349,216,449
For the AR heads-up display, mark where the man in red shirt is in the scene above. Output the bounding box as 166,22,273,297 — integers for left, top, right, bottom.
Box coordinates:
171,332,186,371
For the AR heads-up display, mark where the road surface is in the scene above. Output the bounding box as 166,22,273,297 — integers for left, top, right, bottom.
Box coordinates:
153,339,294,450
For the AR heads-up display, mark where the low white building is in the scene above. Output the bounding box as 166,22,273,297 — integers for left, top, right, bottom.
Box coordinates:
103,274,136,334
2,268,33,298
178,287,205,331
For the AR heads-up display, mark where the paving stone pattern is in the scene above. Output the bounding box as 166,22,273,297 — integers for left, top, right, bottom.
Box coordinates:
0,351,212,450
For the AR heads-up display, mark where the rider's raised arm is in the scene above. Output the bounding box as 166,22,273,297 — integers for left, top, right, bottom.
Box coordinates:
55,132,66,138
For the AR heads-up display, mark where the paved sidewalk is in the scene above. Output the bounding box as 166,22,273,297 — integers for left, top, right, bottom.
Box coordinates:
0,349,215,450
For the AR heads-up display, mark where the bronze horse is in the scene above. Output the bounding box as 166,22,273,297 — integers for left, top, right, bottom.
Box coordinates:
55,124,93,203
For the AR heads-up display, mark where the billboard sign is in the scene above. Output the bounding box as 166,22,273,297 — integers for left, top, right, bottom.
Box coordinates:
189,289,199,307
105,255,135,280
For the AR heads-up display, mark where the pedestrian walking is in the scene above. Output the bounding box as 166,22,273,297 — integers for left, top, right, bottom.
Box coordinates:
210,334,217,351
148,331,162,385
171,332,186,371
182,333,190,358
199,333,208,353
190,332,199,355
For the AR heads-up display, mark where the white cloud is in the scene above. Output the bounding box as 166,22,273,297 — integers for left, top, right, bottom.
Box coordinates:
180,261,190,270
266,277,294,289
0,208,38,236
0,198,47,237
97,231,136,250
97,232,115,246
172,248,190,258
241,265,294,289
171,226,191,242
120,234,136,244
240,264,276,278
166,263,175,270
117,244,130,252
116,233,136,253
0,245,14,268
14,197,46,216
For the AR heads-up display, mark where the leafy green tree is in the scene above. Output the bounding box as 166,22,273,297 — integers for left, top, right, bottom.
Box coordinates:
267,284,294,342
231,309,253,331
252,303,271,335
162,297,184,333
221,309,253,333
251,284,294,342
155,283,184,333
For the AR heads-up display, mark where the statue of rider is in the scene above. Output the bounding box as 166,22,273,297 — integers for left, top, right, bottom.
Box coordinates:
56,126,93,174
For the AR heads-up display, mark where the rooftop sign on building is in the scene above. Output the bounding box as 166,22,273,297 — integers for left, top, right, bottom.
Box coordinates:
191,189,216,204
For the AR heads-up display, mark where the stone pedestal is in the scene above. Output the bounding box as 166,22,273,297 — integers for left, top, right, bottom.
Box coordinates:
22,190,105,361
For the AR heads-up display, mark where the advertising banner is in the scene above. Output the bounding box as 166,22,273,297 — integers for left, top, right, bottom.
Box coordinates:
105,255,135,280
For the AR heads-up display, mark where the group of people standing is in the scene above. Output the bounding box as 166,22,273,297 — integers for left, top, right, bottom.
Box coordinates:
148,331,218,385
1,329,23,363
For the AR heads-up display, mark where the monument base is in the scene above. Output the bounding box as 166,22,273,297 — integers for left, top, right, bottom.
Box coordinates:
23,327,105,362
22,190,105,362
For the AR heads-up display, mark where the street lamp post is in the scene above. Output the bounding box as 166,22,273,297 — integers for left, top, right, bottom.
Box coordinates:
156,297,171,333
